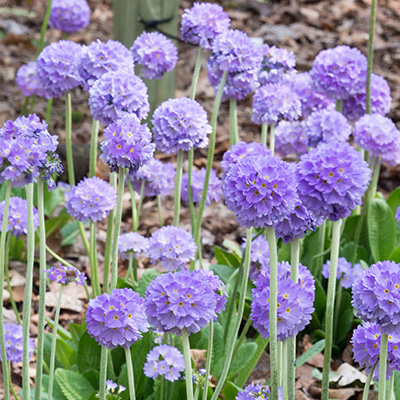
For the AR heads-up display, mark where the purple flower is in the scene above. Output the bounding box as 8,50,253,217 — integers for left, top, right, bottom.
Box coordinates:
105,379,126,395
342,73,392,121
16,62,47,98
77,39,134,91
148,226,197,271
36,40,82,99
352,261,400,334
396,206,400,226
89,70,149,125
296,142,371,221
353,114,400,157
351,322,400,380
1,323,35,364
100,114,155,173
86,288,149,349
223,153,298,228
181,168,222,207
143,345,185,382
322,258,363,289
152,329,165,344
382,137,400,167
309,45,367,100
241,234,270,281
128,158,176,197
144,268,226,335
251,261,315,341
252,83,302,126
275,121,308,159
152,98,211,154
65,177,117,223
118,232,149,260
236,383,271,400
304,109,351,147
131,32,178,80
44,263,87,286
180,2,230,50
49,0,90,34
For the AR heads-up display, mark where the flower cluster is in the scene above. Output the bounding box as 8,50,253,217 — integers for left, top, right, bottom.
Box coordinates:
152,97,211,154
66,177,117,223
131,32,178,80
144,268,226,335
49,0,90,34
118,232,149,260
143,345,185,382
86,288,149,349
236,383,271,400
1,323,35,363
16,62,47,97
275,121,308,159
104,379,126,399
148,226,197,271
322,258,363,289
44,263,87,286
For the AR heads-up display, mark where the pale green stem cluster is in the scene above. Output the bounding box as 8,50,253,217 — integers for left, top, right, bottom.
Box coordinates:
378,334,388,400
125,348,136,400
172,149,184,226
182,328,194,400
269,124,276,154
261,124,268,146
89,119,100,177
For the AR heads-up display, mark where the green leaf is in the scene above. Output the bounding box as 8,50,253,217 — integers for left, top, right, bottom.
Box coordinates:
211,322,225,378
214,246,240,268
335,292,354,345
390,246,400,263
296,339,325,368
209,264,236,286
117,277,136,290
61,220,81,246
69,323,85,346
222,381,241,400
387,186,400,215
55,338,76,369
55,369,95,400
368,199,396,262
137,269,159,297
340,242,368,263
222,239,242,258
42,185,63,217
341,215,369,250
82,369,100,391
45,316,72,341
45,213,71,238
278,241,291,263
228,342,257,379
77,332,102,373
393,370,400,400
313,278,326,323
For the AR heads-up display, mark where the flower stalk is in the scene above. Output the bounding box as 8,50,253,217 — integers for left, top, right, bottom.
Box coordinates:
182,328,194,400
378,333,388,400
229,99,239,146
89,119,100,177
202,319,213,400
125,347,137,400
172,149,184,226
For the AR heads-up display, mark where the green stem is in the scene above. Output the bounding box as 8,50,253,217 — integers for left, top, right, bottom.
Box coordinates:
366,0,377,114
333,277,343,342
21,97,30,116
48,286,63,400
282,341,288,400
278,341,283,386
29,94,36,114
125,347,136,400
378,334,388,400
190,47,203,99
335,100,342,113
36,0,52,56
160,376,165,400
223,264,242,341
369,156,381,203
126,252,134,281
362,364,376,400
8,361,20,400
98,347,108,400
157,195,164,227
182,328,194,400
211,228,253,400
312,221,326,278
46,97,53,125
229,99,239,146
321,219,342,400
89,119,99,177
133,257,138,283
388,374,394,400
261,124,268,146
77,221,90,256
194,384,200,400
172,149,184,226
135,180,145,231
90,220,100,297
269,124,275,154
234,318,252,355
127,173,138,231
202,319,213,400
65,92,75,186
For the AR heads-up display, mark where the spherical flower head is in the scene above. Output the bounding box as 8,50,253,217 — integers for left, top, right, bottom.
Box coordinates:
382,136,400,167
289,72,335,118
0,197,39,236
131,32,178,80
143,345,185,382
396,206,400,227
118,232,149,260
144,268,226,335
236,383,271,399
16,61,47,97
322,258,363,289
152,98,211,154
352,261,400,334
180,2,230,50
44,263,87,286
251,262,315,341
100,114,155,173
181,168,222,207
241,234,270,281
1,323,35,363
148,226,197,271
36,40,82,99
128,158,176,197
275,121,308,159
353,114,400,157
49,0,90,34
86,288,149,349
259,44,296,85
351,322,400,380
77,39,134,91
304,109,351,147
252,83,302,126
297,142,371,221
65,177,117,223
89,70,149,125
342,73,392,121
223,153,298,228
309,45,367,100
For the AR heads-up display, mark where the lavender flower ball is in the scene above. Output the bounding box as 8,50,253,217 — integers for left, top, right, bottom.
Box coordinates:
36,40,82,99
382,137,400,167
251,261,315,341
118,232,149,260
252,83,302,126
180,2,230,50
1,323,35,363
49,0,90,34
181,168,222,207
89,70,149,125
304,109,351,147
16,62,47,97
0,197,39,236
396,206,400,226
148,226,197,271
275,121,308,158
297,142,371,221
86,288,149,349
143,345,185,382
310,45,367,100
128,158,176,197
100,114,155,172
77,39,134,91
352,261,400,334
144,268,226,335
223,154,298,228
353,114,400,157
322,258,363,289
236,383,271,400
65,177,117,223
131,32,178,80
152,98,211,154
44,263,87,286
342,73,392,121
